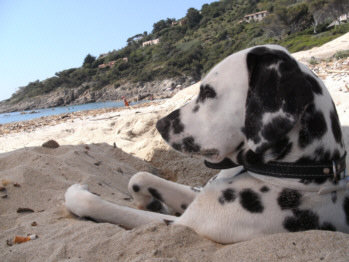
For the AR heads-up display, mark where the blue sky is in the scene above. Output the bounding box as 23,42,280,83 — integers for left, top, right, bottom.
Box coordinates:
0,0,214,101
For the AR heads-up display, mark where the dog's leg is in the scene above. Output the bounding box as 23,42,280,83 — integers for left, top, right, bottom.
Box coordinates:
65,184,176,229
128,172,200,215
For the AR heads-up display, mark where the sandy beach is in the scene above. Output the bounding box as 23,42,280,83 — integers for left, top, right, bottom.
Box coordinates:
1,34,349,261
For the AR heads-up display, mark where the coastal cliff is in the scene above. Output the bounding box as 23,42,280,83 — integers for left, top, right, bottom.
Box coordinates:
0,76,194,113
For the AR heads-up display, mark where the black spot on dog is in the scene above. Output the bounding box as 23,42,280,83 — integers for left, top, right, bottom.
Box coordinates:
172,117,184,135
147,199,163,212
244,150,264,165
330,108,343,145
304,74,322,95
314,147,331,161
218,188,237,205
235,141,245,151
283,209,319,232
343,197,349,225
193,105,200,113
298,103,327,148
172,143,182,151
239,189,264,213
331,191,337,204
181,204,187,210
332,150,340,160
299,177,329,185
182,136,201,153
148,188,163,201
197,84,217,103
277,189,302,210
270,137,293,160
260,186,270,193
133,185,140,192
321,222,336,231
191,187,201,193
236,151,244,165
262,117,293,142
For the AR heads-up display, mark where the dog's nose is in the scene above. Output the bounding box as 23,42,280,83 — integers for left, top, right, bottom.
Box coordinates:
156,117,166,132
156,118,170,141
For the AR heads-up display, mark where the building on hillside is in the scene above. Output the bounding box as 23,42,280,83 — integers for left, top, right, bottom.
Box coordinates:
98,58,128,69
98,61,116,69
328,12,349,27
99,53,108,59
244,11,268,22
172,19,187,27
142,38,160,47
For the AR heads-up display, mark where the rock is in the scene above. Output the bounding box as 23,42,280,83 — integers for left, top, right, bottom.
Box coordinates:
42,140,60,148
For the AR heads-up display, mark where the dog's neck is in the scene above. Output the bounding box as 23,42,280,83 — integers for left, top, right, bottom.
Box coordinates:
221,99,347,187
239,101,346,166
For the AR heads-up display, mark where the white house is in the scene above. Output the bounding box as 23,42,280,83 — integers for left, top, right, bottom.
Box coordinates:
244,11,268,22
328,12,349,27
142,38,160,47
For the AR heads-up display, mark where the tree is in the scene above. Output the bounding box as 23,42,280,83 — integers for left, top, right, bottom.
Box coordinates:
201,2,224,18
262,9,289,39
308,0,329,33
186,8,202,28
327,0,349,25
152,18,174,34
83,54,96,68
287,3,312,34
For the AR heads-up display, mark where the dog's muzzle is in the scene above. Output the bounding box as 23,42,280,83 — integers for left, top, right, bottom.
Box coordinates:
156,109,184,142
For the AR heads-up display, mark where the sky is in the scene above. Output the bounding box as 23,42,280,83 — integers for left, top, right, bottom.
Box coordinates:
0,0,215,101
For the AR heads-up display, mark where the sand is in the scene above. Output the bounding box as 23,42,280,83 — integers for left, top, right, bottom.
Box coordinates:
1,34,349,261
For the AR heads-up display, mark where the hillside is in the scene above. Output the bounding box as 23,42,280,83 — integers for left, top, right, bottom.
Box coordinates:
1,0,348,113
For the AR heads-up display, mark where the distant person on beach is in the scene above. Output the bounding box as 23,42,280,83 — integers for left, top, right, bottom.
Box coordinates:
121,96,129,107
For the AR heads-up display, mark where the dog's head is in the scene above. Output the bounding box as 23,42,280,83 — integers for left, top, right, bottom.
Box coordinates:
156,45,341,165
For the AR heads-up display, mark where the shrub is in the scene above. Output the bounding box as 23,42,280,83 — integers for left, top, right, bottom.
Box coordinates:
334,50,349,60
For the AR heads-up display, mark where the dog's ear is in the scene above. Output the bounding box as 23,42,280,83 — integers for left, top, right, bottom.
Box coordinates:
244,46,314,153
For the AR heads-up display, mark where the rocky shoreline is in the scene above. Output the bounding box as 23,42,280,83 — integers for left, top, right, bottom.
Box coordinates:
0,76,196,114
0,100,164,136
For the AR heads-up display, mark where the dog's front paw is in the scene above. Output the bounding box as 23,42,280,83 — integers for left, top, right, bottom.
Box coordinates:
65,183,97,218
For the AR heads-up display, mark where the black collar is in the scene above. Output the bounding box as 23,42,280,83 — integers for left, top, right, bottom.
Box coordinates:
204,152,347,181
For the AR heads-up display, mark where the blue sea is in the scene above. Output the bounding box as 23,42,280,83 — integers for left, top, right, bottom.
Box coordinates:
0,101,138,124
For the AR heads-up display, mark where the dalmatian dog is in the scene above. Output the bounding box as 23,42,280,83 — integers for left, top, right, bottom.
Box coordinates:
65,44,348,244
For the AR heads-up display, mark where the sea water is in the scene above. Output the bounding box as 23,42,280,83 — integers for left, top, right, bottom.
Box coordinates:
0,101,137,124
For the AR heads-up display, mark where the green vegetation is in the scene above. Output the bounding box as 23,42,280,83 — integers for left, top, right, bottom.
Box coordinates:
334,49,349,59
8,0,349,104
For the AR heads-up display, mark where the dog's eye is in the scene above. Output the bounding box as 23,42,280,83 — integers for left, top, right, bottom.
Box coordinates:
199,85,217,102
